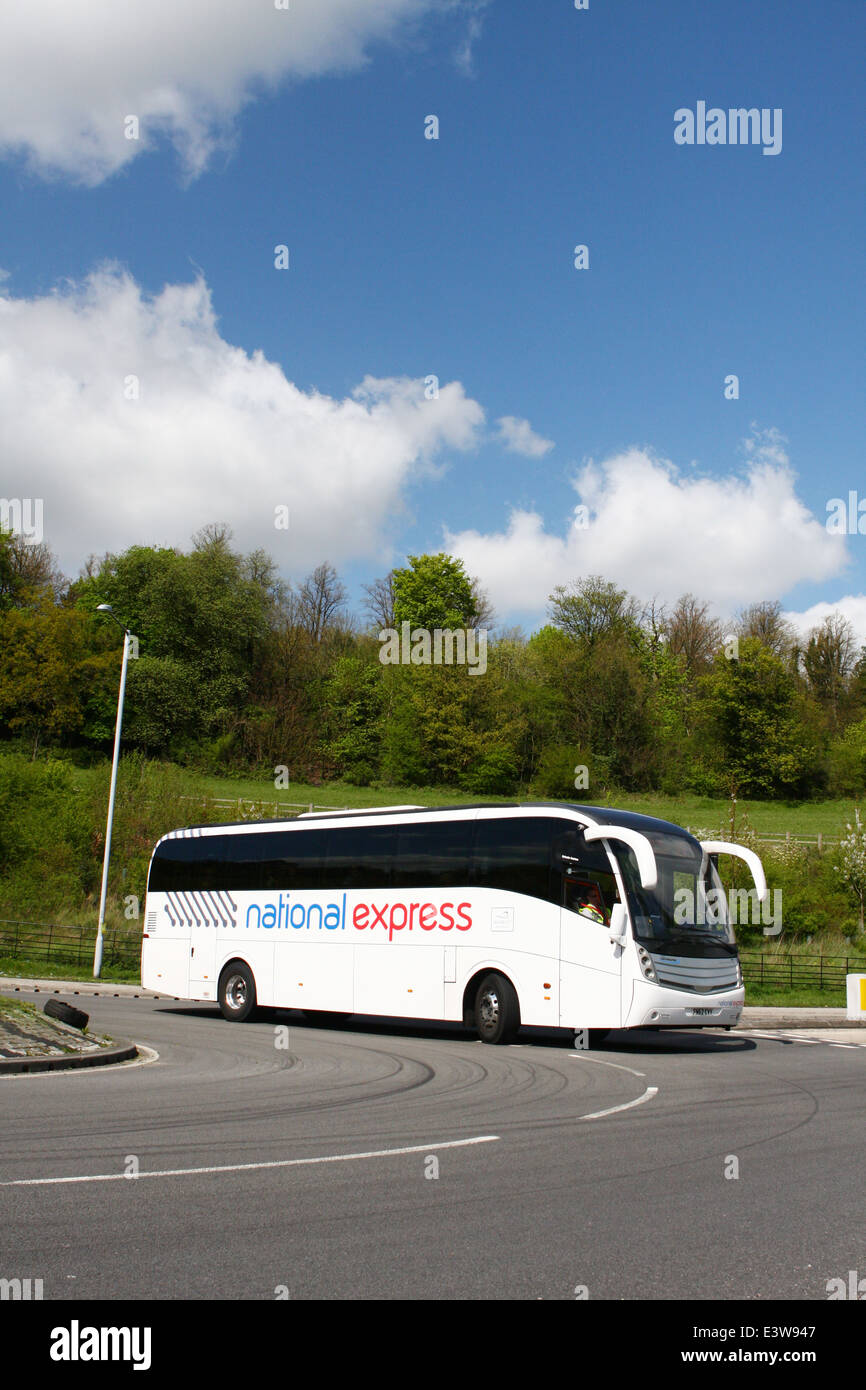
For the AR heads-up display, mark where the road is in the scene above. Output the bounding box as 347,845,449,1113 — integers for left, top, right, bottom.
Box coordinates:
2,992,865,1301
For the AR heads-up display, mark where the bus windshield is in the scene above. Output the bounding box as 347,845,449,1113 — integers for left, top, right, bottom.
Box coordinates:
615,831,736,951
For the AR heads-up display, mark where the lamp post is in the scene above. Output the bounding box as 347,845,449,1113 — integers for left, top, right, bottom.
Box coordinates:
94,604,132,978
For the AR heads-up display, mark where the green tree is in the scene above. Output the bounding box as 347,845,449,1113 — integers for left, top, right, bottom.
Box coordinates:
548,575,641,648
392,554,479,630
699,638,818,797
71,528,275,759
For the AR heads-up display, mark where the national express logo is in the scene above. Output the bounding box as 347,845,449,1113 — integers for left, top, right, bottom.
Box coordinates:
246,895,472,941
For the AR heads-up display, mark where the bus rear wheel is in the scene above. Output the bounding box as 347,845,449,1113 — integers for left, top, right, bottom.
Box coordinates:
218,962,257,1022
474,972,520,1045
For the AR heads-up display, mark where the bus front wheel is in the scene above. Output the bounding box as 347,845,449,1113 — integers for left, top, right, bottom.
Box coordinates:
218,962,257,1022
474,973,520,1045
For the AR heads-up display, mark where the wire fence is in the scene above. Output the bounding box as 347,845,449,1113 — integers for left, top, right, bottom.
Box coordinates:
0,920,141,969
182,796,351,819
739,952,866,991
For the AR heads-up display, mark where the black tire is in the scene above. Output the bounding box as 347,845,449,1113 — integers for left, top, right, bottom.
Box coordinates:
44,998,89,1031
218,962,257,1022
474,972,520,1044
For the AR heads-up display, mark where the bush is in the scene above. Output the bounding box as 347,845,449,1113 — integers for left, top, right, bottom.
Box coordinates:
529,745,609,800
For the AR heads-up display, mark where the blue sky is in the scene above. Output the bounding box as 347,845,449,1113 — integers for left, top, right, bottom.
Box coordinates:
0,0,863,638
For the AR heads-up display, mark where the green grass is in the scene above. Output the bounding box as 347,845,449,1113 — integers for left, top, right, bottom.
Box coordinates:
189,775,863,837
0,995,43,1022
54,758,866,834
743,984,847,1007
0,954,140,984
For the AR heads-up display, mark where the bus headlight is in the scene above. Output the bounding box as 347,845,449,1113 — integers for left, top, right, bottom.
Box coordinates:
637,945,657,983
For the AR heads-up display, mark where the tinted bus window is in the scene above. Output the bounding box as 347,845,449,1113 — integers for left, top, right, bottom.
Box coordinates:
392,819,473,890
472,816,557,903
323,823,396,890
149,834,263,894
259,829,328,891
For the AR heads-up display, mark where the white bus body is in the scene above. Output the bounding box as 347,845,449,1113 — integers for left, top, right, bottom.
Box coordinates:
141,803,763,1043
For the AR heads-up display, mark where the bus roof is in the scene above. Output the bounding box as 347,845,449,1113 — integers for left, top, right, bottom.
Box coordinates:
154,801,696,846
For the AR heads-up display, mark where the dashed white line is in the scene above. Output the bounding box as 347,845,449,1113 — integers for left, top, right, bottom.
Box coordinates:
579,1087,659,1121
568,1054,646,1078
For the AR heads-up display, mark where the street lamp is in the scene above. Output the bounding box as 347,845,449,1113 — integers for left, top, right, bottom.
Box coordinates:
94,604,133,978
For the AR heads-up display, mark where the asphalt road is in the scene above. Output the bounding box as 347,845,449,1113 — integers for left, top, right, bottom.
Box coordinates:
2,993,865,1301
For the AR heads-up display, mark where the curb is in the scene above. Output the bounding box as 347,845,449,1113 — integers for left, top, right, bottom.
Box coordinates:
0,978,168,999
0,1038,139,1075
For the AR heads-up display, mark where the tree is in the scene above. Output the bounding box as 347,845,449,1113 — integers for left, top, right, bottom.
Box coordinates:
392,554,479,630
296,562,349,642
548,575,640,648
834,809,866,934
699,638,818,797
0,598,117,752
803,613,856,729
0,529,65,608
736,600,795,660
70,530,275,758
363,572,397,631
666,593,723,674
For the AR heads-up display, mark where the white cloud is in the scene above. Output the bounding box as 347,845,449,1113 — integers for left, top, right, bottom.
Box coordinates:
446,444,847,618
0,0,441,183
495,415,554,459
0,267,485,577
784,597,866,654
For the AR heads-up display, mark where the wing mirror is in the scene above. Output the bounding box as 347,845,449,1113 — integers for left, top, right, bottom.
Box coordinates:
609,902,628,946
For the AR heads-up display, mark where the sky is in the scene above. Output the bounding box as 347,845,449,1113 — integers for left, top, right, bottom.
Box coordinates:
0,0,863,642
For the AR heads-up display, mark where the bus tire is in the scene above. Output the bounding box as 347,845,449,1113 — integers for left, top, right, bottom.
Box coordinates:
44,998,89,1031
474,972,520,1045
218,962,257,1022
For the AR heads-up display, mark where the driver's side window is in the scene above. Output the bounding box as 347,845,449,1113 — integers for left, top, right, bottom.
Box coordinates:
557,828,620,925
565,877,610,924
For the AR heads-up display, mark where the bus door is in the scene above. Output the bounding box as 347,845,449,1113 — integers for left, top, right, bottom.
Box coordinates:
145,890,192,997
559,870,623,1030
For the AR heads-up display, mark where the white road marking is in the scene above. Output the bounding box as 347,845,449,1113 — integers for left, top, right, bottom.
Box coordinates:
748,1030,866,1048
0,1135,500,1188
568,1054,646,1078
579,1087,658,1121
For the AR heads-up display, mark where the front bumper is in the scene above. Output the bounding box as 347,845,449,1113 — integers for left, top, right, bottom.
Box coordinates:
627,980,745,1028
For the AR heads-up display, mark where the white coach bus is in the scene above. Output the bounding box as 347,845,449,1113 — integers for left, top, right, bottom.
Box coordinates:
140,802,767,1044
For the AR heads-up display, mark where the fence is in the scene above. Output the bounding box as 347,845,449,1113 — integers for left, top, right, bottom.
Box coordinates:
0,920,141,970
739,952,866,991
183,796,350,819
685,828,842,852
